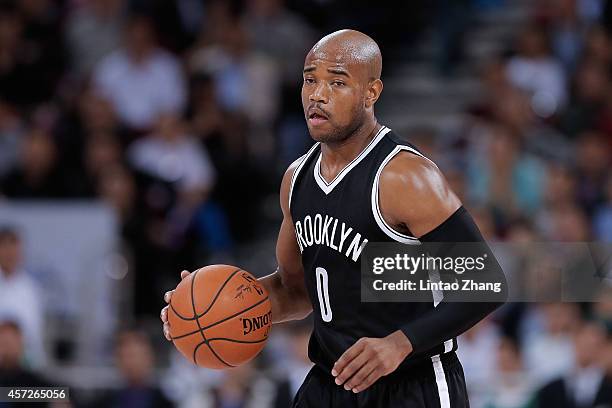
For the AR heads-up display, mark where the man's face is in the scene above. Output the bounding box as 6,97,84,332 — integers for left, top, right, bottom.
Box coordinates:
0,236,21,275
0,323,23,369
115,333,154,384
301,55,367,143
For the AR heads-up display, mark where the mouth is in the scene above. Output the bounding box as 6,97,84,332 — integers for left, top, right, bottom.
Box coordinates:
307,109,329,126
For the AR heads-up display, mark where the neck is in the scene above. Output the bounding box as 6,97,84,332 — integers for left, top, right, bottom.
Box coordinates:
320,118,381,170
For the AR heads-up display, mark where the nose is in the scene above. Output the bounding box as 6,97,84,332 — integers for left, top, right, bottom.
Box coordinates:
309,82,328,104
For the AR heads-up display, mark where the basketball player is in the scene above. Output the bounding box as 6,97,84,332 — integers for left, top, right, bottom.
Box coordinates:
161,29,506,407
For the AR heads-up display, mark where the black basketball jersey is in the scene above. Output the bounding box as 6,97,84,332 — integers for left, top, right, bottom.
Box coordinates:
289,125,457,374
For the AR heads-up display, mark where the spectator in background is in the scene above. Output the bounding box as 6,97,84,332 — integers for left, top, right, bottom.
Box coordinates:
0,0,65,110
188,73,245,164
65,0,125,79
467,123,547,220
538,202,591,241
535,162,592,240
543,164,577,208
593,286,612,332
279,319,314,401
0,99,24,177
53,87,124,177
0,4,21,101
548,0,586,73
93,329,173,408
432,0,471,76
148,0,205,53
457,318,502,408
190,20,279,125
129,112,237,258
593,174,612,241
96,163,171,318
537,320,612,407
128,113,215,209
242,0,314,88
475,64,572,163
186,73,263,243
481,337,536,408
475,59,525,121
189,11,280,164
0,319,50,398
506,25,567,118
80,131,124,196
182,359,284,408
0,228,45,368
93,14,186,132
574,130,610,214
557,59,609,138
97,164,138,228
0,126,69,198
242,0,314,167
77,88,121,136
583,25,612,66
523,303,581,387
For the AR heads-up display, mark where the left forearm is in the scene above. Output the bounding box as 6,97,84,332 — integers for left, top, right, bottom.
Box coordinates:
400,300,502,354
401,206,507,354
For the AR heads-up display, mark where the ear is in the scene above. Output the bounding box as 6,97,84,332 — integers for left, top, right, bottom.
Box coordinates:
365,79,383,108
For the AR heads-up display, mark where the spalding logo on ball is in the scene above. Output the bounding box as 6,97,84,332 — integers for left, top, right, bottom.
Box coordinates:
167,264,272,368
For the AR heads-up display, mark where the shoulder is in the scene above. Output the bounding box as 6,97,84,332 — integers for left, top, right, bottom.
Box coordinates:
377,150,461,237
280,152,312,215
281,143,320,198
379,150,444,197
281,156,304,191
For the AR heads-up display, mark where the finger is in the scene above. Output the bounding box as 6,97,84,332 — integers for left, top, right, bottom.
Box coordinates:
334,348,370,386
164,290,173,304
160,306,168,323
332,339,367,377
345,361,377,391
180,270,190,279
351,368,382,393
163,323,172,341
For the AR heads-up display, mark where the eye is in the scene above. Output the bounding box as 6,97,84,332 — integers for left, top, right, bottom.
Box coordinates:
331,80,345,87
304,77,315,84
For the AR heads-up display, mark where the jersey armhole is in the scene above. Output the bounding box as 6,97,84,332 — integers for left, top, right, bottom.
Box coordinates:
371,145,428,245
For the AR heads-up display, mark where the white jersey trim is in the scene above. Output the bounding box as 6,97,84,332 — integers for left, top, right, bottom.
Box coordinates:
431,355,451,408
444,339,454,353
370,144,431,244
313,126,390,195
288,142,321,209
430,267,454,353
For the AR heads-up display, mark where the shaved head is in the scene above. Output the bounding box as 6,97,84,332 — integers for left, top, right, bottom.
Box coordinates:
302,29,384,143
307,29,382,80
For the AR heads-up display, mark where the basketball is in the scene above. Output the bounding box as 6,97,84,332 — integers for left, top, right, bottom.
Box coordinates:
167,265,271,369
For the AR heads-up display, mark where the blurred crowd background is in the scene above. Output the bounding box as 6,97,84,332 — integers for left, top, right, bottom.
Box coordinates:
0,0,611,407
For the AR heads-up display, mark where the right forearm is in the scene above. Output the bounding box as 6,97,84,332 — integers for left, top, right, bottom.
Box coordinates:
259,271,312,323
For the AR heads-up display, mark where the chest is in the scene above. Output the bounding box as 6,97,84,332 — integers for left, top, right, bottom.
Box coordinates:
290,153,391,265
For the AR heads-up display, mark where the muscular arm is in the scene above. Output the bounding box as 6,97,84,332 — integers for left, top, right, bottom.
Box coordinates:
333,152,506,393
258,160,312,323
379,152,506,354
